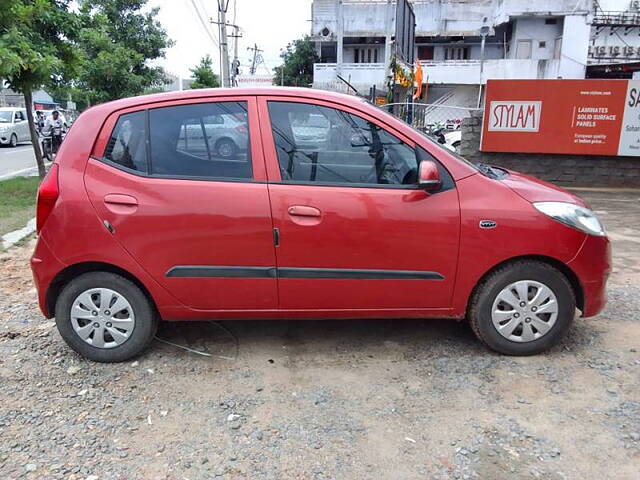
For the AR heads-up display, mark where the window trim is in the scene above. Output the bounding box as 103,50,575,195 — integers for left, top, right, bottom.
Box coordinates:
91,155,265,184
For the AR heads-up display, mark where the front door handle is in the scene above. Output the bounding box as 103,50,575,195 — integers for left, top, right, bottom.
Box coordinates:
288,205,321,217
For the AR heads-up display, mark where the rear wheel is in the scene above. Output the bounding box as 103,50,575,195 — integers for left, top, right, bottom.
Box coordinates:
55,272,157,362
216,138,237,159
468,261,576,355
9,133,17,148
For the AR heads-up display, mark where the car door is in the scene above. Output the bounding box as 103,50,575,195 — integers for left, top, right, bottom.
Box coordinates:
84,96,278,311
258,97,460,311
19,110,29,141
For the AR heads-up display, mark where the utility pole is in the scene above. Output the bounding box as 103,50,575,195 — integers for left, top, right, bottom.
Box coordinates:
216,0,231,87
247,43,263,75
229,26,242,86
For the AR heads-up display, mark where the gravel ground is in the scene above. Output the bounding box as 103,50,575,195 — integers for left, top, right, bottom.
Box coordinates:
1,189,639,480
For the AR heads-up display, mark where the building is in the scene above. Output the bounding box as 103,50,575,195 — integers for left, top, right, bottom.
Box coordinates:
311,0,638,106
587,0,640,78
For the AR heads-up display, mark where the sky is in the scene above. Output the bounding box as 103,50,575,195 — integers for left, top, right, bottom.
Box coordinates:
148,0,313,79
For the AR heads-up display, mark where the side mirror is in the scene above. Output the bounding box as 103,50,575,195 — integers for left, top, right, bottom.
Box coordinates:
418,160,441,191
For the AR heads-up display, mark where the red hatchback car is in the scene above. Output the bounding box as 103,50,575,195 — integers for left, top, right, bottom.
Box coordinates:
31,88,611,362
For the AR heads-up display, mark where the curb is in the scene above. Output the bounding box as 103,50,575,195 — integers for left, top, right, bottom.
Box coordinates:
2,218,36,249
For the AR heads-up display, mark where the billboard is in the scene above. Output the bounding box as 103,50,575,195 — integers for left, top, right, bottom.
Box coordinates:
480,79,640,157
394,0,415,64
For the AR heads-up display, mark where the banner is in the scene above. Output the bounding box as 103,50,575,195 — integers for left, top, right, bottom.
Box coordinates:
480,79,640,157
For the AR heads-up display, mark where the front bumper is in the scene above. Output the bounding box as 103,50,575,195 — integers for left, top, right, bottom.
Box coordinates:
30,235,66,318
567,234,612,317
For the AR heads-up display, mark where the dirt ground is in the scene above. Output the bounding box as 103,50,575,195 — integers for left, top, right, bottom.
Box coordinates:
0,188,639,480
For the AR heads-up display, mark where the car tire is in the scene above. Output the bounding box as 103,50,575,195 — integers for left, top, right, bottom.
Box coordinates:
55,272,157,363
9,133,17,148
215,138,237,159
468,261,575,356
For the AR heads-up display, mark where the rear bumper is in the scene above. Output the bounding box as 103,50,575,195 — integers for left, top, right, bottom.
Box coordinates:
567,234,612,317
30,235,66,318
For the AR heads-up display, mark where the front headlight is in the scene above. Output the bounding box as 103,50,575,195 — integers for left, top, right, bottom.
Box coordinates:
533,202,606,237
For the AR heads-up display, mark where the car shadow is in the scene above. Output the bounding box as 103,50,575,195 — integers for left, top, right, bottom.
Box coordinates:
153,317,484,362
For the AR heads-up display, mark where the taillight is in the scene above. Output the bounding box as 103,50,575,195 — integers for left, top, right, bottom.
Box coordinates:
36,164,59,233
235,124,247,134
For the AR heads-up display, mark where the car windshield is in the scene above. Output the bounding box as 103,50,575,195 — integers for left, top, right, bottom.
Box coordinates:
0,111,12,123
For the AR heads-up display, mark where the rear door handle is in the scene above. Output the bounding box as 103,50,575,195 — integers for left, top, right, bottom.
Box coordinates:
288,205,321,217
104,194,138,206
103,194,138,215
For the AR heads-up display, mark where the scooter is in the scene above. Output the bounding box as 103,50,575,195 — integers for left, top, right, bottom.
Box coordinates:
41,126,64,162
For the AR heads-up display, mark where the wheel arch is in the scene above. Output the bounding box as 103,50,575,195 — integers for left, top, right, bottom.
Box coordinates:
46,261,158,318
466,255,584,315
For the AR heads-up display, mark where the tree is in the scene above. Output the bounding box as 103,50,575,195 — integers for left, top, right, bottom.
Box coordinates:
76,0,172,104
273,36,319,87
0,0,79,178
189,55,220,89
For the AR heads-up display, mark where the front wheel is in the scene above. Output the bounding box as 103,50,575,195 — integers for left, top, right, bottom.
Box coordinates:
55,272,157,362
9,133,17,148
468,261,576,355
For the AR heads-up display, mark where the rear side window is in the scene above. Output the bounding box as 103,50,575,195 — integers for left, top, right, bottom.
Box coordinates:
149,101,251,179
104,111,148,173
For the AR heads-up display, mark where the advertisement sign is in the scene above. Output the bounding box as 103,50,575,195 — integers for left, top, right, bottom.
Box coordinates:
481,79,640,157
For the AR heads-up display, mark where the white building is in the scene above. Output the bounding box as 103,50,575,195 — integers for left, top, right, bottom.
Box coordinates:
311,0,639,105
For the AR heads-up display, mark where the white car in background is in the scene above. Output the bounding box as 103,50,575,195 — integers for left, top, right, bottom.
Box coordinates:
0,107,30,147
443,129,461,152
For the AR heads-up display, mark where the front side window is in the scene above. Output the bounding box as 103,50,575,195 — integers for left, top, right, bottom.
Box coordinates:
104,111,148,173
268,101,418,186
149,101,251,179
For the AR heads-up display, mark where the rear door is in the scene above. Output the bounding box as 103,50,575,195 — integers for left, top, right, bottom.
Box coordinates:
258,97,460,312
85,96,278,311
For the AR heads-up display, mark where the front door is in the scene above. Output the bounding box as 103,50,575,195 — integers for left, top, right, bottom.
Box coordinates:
259,98,460,311
85,97,277,311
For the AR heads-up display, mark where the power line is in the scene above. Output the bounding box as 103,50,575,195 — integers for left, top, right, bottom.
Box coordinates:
189,0,218,47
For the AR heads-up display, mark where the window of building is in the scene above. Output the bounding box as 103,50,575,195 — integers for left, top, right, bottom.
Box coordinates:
545,18,558,25
104,111,148,173
267,101,418,187
353,47,380,63
444,46,469,60
148,101,251,179
418,46,434,60
320,44,337,63
539,41,546,48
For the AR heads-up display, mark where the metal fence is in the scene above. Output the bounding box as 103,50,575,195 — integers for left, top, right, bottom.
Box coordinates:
384,102,482,134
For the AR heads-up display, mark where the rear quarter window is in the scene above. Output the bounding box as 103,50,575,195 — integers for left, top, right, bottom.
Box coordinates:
104,111,148,173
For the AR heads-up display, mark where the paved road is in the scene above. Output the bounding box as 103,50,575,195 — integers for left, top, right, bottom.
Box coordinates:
0,143,38,180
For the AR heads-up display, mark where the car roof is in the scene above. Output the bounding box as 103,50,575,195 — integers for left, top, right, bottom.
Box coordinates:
85,87,369,115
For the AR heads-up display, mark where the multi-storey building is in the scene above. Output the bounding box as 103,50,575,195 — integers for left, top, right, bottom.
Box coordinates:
311,0,639,105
